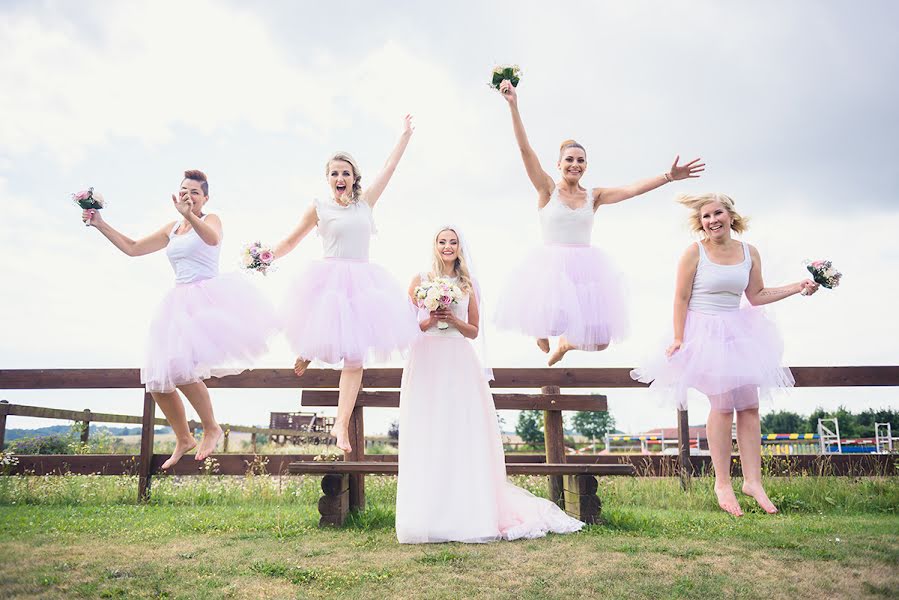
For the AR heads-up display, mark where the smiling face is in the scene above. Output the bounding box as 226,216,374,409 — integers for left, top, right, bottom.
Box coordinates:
699,200,734,240
327,159,355,201
435,229,460,271
179,178,208,215
557,147,587,184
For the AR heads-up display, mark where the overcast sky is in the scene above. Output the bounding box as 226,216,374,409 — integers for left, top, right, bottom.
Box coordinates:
2,1,897,436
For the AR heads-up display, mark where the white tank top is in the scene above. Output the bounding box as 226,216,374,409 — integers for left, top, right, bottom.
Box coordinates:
166,215,220,284
539,185,594,245
314,196,376,260
688,241,751,314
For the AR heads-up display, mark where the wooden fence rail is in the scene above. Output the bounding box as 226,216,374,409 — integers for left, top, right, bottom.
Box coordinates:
2,366,897,507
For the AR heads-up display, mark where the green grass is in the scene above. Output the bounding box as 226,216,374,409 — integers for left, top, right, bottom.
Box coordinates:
0,474,897,599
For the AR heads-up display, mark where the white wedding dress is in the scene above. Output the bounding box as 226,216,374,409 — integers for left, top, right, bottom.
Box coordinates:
396,278,584,543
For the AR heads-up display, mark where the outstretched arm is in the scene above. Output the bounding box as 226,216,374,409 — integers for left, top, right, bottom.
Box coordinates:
667,244,699,357
744,245,818,305
273,204,318,259
594,156,705,207
364,115,414,208
83,208,172,257
498,80,554,204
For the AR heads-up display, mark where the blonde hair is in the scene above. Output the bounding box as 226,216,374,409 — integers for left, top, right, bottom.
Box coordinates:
325,152,362,202
559,139,586,160
430,228,473,295
677,192,749,237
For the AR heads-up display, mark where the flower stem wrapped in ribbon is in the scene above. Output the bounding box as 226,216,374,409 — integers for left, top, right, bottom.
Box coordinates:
413,276,463,330
72,187,105,226
240,241,276,275
804,259,842,292
489,64,522,91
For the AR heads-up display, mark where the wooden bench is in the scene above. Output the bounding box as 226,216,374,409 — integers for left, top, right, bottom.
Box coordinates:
290,386,636,526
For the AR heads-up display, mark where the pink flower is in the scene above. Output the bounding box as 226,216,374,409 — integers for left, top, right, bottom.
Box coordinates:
73,190,91,201
259,250,274,263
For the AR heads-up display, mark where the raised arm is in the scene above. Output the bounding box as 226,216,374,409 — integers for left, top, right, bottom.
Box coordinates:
83,208,172,257
594,155,705,207
173,191,221,246
363,114,414,208
498,80,554,202
273,204,318,259
744,245,818,306
667,244,700,357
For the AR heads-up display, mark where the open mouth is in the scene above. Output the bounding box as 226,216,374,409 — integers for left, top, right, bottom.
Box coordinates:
336,183,347,194
709,223,723,231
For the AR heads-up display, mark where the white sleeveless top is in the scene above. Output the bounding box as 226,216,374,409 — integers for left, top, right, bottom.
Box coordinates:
420,274,470,339
539,185,594,245
314,196,376,260
166,215,220,284
688,241,751,314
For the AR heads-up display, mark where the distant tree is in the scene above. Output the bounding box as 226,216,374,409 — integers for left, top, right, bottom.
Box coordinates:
572,411,616,441
760,411,804,434
516,410,544,445
388,420,399,441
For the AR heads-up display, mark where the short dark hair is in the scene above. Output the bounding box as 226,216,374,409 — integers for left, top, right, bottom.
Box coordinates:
183,169,209,196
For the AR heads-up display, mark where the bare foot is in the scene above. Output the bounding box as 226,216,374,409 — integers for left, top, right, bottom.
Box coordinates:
332,426,352,454
294,357,311,377
714,485,744,516
536,338,550,353
547,342,574,366
195,425,223,461
161,437,197,470
742,482,779,514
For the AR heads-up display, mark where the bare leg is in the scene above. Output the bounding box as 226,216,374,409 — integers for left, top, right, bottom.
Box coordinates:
178,381,223,461
152,390,197,469
735,395,778,514
294,357,311,377
706,403,743,516
536,338,550,353
547,337,608,366
332,366,363,453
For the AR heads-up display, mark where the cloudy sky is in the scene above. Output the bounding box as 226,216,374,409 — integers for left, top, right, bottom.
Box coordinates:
2,1,897,436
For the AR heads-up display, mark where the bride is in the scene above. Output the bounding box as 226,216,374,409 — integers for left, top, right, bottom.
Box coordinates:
396,226,584,543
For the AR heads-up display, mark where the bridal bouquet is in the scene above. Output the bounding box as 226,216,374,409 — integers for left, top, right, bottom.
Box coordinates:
803,259,842,294
414,277,463,330
72,187,105,226
240,241,276,275
489,64,522,91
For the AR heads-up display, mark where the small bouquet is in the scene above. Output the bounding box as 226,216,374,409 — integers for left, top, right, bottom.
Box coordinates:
413,277,463,330
803,259,842,293
72,187,105,226
240,241,276,275
489,64,522,92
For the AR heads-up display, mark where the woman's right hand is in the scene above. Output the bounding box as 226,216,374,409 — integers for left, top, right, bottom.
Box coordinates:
665,339,683,358
499,79,518,106
82,208,103,227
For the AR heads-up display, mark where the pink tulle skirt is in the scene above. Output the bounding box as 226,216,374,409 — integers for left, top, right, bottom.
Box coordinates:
281,258,419,367
495,245,628,349
141,273,278,393
631,307,794,412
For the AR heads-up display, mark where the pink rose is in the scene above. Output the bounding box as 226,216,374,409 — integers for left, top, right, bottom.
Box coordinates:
260,250,274,263
73,190,90,201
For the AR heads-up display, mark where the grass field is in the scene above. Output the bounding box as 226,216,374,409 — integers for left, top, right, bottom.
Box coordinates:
0,472,897,599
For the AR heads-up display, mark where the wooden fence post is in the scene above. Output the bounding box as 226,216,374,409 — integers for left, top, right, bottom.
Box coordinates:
222,429,229,453
251,432,257,454
677,408,693,491
138,392,156,502
81,409,91,444
347,405,366,512
542,385,565,508
0,400,8,450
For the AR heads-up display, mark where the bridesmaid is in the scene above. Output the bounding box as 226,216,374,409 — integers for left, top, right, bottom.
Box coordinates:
495,78,704,365
274,116,419,453
396,226,583,543
83,170,277,468
632,193,819,515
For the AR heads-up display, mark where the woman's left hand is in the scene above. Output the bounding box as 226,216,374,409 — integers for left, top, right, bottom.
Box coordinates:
402,114,414,136
668,155,705,181
434,307,456,324
172,191,193,216
799,279,820,296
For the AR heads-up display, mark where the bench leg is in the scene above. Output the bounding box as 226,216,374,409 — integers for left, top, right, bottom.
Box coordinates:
563,474,602,525
318,474,350,527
